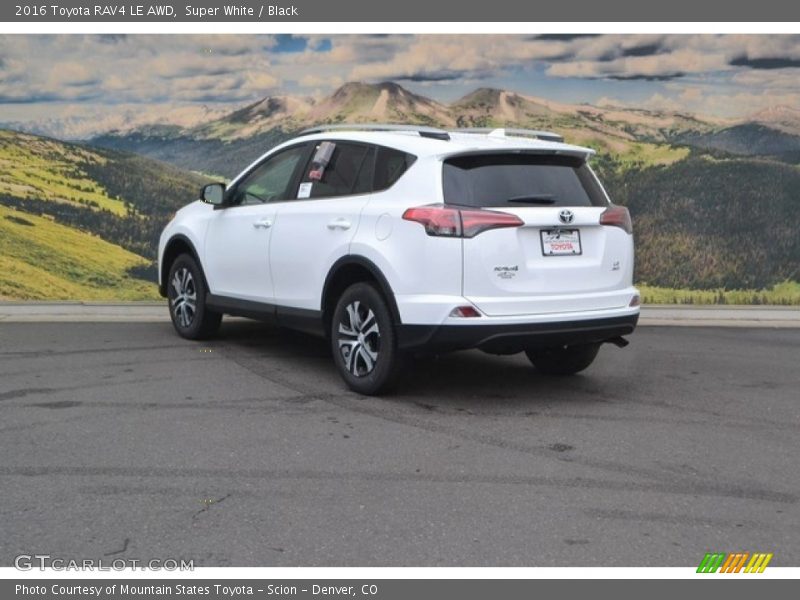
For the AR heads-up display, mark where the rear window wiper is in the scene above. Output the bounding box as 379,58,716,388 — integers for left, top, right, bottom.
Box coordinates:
505,194,556,204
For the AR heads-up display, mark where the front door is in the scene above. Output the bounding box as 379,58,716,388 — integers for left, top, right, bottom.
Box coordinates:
203,144,309,302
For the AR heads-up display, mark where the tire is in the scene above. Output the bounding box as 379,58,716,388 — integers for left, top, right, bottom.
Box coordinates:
330,282,402,395
166,253,222,340
525,343,600,376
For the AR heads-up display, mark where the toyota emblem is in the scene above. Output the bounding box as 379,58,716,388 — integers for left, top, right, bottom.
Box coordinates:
558,209,574,224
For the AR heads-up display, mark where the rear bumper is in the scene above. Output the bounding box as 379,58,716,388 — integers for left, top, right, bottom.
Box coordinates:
397,313,638,354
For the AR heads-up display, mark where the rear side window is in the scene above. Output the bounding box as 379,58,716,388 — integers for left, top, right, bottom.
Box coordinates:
374,146,416,192
442,154,608,208
298,142,371,199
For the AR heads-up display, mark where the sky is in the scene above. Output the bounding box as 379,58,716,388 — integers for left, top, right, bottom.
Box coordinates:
1,34,800,137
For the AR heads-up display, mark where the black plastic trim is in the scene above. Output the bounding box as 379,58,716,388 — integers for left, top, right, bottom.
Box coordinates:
276,305,325,337
205,294,324,336
321,256,402,326
397,314,639,354
206,294,277,322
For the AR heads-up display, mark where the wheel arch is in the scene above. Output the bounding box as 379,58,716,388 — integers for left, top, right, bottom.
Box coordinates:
160,234,204,297
321,256,401,337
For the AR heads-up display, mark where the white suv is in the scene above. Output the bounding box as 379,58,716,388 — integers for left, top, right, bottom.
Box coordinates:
159,125,640,394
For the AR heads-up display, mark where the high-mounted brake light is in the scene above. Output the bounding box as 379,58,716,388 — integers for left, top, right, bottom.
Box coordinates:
402,205,524,238
600,205,633,234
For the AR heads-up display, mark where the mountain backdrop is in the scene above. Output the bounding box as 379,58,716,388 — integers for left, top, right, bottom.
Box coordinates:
2,82,799,302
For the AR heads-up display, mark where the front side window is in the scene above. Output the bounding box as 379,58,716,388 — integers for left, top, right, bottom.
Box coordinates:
228,145,307,206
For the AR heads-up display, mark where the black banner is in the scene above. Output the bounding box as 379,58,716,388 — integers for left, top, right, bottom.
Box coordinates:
3,0,800,22
4,579,797,600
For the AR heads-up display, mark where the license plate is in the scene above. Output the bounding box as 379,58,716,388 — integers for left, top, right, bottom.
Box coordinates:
540,229,582,256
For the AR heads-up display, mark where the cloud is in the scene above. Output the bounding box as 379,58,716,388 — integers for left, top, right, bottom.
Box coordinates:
732,68,800,89
599,84,800,119
620,43,664,58
729,56,800,69
529,34,602,41
345,35,572,82
0,35,282,105
1,34,800,124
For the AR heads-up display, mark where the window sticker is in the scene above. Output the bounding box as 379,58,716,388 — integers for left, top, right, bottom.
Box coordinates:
308,141,336,181
297,182,313,198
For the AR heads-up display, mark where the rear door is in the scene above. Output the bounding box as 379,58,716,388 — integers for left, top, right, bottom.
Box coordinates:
445,153,633,316
269,140,374,311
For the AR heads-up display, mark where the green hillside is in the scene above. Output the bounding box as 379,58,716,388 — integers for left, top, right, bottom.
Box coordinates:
0,128,209,260
0,129,209,300
0,205,157,300
0,130,128,215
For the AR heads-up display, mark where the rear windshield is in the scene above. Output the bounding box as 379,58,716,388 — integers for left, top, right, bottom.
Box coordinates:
442,153,608,208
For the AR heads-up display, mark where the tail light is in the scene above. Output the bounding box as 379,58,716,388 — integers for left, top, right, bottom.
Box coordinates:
600,205,633,234
402,205,523,238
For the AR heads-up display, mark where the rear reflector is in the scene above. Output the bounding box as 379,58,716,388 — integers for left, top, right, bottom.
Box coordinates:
402,204,523,238
600,205,633,234
629,294,641,307
449,306,482,318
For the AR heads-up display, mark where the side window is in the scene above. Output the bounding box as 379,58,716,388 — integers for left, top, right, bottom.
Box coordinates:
374,146,416,192
297,142,371,199
353,147,375,195
228,145,307,206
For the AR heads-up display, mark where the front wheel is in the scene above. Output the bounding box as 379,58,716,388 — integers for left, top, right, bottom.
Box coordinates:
167,253,222,340
331,282,402,395
525,343,600,376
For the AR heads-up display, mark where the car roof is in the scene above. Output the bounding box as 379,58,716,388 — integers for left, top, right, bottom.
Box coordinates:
274,129,595,160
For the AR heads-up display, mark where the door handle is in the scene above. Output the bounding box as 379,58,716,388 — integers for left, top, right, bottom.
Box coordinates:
253,218,273,229
327,218,351,231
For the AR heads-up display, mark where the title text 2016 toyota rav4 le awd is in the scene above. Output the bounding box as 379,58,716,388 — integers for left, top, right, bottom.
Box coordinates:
159,125,640,394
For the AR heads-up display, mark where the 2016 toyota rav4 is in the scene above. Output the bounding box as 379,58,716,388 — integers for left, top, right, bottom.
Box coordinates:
158,125,640,395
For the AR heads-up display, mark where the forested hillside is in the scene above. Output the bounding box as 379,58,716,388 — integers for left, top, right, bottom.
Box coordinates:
0,130,209,260
0,129,209,299
599,154,800,290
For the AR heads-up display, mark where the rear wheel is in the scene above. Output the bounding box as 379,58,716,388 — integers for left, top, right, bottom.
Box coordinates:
167,253,222,340
331,282,402,395
525,343,600,376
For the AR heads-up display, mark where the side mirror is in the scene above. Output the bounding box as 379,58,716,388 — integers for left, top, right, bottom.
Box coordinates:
201,182,226,206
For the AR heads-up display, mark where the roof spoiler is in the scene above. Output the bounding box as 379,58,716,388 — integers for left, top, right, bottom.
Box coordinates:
452,127,564,143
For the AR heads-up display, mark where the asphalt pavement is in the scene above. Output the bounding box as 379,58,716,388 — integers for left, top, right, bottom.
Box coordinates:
0,315,798,566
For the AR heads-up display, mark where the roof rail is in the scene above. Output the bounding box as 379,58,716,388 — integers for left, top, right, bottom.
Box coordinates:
298,123,451,141
451,127,564,143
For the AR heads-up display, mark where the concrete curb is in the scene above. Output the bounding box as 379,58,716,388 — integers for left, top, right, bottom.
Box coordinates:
638,305,800,328
1,302,799,327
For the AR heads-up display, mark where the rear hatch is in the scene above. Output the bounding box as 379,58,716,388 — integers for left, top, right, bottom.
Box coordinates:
444,152,633,316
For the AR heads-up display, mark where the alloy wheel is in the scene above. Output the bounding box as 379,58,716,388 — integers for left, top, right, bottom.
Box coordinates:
171,267,197,328
337,300,381,377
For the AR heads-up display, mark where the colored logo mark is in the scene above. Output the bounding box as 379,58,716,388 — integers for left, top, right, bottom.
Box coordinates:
697,552,773,573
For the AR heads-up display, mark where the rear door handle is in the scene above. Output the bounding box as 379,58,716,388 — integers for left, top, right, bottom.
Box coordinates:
253,218,273,229
327,218,351,231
